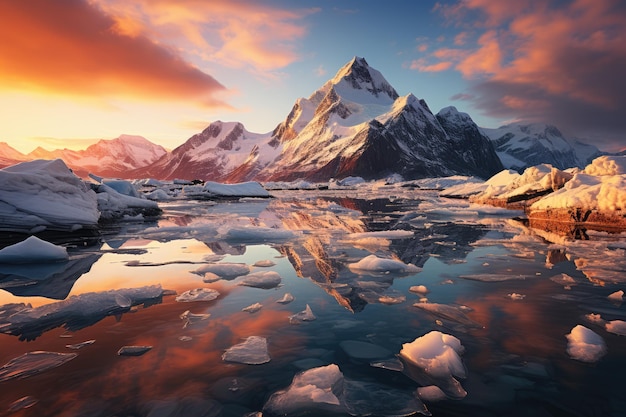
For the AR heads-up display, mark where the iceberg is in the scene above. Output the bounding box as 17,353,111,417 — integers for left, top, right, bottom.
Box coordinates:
276,293,295,304
175,288,220,302
0,285,164,340
348,254,421,274
262,364,344,416
0,159,99,233
242,302,263,313
289,304,316,324
239,271,282,289
565,325,607,362
399,331,467,399
94,182,160,221
222,336,270,365
192,263,250,280
0,236,68,264
0,351,77,382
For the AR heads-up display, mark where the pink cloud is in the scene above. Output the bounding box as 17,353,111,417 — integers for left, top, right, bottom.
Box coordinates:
410,59,453,72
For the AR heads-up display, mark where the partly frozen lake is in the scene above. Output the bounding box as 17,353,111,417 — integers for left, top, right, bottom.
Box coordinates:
1,187,626,416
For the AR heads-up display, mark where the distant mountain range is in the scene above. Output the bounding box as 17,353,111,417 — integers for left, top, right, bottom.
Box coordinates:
0,57,606,181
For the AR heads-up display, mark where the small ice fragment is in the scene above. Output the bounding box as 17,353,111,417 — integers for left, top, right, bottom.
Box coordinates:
179,336,193,342
192,263,250,280
417,385,447,402
565,325,606,362
66,339,96,350
242,303,263,313
550,273,576,288
378,293,406,305
262,364,344,415
507,293,526,300
0,351,77,382
8,396,38,412
276,293,295,304
253,260,276,267
370,358,404,372
585,313,605,325
202,272,221,283
608,290,624,301
289,304,316,324
222,336,270,365
605,320,626,336
179,310,211,328
175,288,220,302
117,346,152,356
409,285,429,294
239,271,282,289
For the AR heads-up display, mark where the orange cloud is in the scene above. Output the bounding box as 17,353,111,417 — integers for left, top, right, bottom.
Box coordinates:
410,59,453,72
456,30,502,78
95,0,316,73
0,0,228,107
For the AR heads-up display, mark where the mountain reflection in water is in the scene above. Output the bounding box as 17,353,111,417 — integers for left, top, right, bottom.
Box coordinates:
0,189,625,417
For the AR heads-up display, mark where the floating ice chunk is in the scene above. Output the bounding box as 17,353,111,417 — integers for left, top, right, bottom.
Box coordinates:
585,313,606,325
262,364,344,416
343,380,430,417
608,290,624,301
7,396,38,412
179,310,211,328
0,285,164,340
348,255,421,274
66,339,95,350
565,325,606,362
144,189,171,201
175,288,220,302
117,345,152,356
339,340,393,360
276,293,295,304
378,292,406,305
0,236,68,264
222,336,270,365
417,385,447,402
253,259,276,267
605,320,626,336
413,303,481,328
192,263,250,280
410,285,429,294
507,293,526,300
242,303,263,313
0,351,77,382
550,273,577,288
201,181,270,198
239,271,282,289
399,331,467,399
289,304,316,324
344,230,415,240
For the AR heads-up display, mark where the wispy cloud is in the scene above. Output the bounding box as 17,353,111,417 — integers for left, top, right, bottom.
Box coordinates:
0,0,230,107
434,0,626,148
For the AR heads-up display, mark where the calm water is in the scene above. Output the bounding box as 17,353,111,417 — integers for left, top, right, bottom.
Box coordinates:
1,188,626,417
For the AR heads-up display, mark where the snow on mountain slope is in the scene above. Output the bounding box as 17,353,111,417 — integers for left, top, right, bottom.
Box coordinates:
482,123,601,171
0,142,28,168
138,121,279,181
257,57,502,181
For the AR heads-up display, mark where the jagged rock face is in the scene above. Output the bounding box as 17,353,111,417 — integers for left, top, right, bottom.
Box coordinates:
482,123,601,171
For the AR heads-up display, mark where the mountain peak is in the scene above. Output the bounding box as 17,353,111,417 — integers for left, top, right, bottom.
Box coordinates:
324,56,399,103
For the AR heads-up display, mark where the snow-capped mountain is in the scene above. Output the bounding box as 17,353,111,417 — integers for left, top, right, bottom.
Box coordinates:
481,123,601,171
0,136,167,178
135,121,277,181
256,57,502,181
0,142,28,167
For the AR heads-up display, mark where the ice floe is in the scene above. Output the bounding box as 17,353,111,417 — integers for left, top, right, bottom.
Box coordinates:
608,290,624,302
175,288,220,302
222,336,270,365
0,351,77,382
565,325,606,362
605,320,626,336
239,271,282,289
192,263,250,280
242,302,263,313
0,285,164,340
0,236,68,264
289,304,316,324
179,310,211,328
65,339,96,350
348,254,421,274
253,259,276,267
276,293,295,304
197,181,270,198
117,345,153,356
399,331,467,399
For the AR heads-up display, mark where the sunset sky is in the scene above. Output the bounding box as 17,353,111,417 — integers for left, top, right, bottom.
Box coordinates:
1,0,625,153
